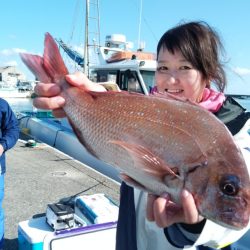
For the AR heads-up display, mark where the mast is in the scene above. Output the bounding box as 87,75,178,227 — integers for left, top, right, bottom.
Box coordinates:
84,0,100,77
84,0,89,76
137,0,143,50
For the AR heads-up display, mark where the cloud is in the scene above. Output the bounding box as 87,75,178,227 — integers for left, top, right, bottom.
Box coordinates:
232,67,250,76
0,48,27,56
3,60,18,66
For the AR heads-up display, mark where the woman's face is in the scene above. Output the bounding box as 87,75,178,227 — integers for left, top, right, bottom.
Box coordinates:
155,47,207,102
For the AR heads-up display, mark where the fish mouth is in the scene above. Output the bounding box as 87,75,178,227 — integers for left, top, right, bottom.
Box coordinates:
220,209,249,230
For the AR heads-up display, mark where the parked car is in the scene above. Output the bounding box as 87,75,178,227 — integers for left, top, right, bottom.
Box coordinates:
16,81,33,91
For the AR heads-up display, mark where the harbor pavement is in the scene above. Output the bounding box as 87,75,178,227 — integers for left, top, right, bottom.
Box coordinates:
3,133,120,250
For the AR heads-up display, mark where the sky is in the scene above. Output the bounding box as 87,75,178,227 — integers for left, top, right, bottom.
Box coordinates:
1,0,250,94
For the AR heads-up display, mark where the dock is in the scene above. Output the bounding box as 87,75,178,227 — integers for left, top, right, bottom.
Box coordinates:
3,133,120,250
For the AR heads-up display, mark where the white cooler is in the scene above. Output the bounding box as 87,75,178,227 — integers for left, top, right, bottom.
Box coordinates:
18,216,117,250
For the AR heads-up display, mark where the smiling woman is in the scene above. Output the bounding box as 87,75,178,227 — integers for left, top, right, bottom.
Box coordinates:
156,49,206,102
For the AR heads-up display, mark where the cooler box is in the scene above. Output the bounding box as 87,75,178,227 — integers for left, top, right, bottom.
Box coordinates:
18,216,53,250
18,216,117,250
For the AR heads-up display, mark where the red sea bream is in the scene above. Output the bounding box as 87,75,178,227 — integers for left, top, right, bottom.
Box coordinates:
20,33,250,230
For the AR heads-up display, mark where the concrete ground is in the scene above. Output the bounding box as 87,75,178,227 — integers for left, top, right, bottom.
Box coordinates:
3,134,120,250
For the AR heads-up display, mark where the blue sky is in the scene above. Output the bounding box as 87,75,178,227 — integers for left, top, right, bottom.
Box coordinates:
1,0,250,94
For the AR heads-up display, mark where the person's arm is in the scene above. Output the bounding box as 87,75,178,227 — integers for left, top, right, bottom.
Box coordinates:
0,99,19,154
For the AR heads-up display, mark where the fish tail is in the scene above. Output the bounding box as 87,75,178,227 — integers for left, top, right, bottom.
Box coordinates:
43,32,69,82
20,53,51,83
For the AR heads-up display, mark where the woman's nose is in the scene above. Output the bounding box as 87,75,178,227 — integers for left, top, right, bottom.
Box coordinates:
166,71,178,84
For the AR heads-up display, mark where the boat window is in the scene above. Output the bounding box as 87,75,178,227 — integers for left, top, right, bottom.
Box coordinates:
119,70,143,93
90,70,118,83
90,69,145,94
127,75,142,93
140,70,155,93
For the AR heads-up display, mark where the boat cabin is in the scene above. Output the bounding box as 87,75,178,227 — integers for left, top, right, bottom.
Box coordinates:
88,34,156,95
89,61,156,95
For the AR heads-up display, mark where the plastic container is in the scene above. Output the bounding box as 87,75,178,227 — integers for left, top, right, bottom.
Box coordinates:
18,216,117,250
18,216,53,250
74,193,119,224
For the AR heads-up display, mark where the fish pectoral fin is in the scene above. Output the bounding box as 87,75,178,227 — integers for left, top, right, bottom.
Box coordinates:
120,173,148,191
185,159,208,174
109,140,180,179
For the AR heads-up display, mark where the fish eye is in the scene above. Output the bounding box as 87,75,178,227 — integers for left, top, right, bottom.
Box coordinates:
219,175,240,196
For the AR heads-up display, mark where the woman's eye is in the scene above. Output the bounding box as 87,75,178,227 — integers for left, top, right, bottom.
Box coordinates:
157,66,168,72
180,65,191,70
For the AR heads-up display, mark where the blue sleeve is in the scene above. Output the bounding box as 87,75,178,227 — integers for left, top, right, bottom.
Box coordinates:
0,98,19,151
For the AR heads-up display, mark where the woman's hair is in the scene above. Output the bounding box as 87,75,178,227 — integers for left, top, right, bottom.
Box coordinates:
157,21,226,92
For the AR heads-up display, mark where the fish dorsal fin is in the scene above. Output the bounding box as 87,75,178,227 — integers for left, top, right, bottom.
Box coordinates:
43,32,69,83
20,53,52,83
109,140,180,179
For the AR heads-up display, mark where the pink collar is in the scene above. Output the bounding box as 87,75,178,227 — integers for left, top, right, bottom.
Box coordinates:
199,88,225,113
151,86,225,113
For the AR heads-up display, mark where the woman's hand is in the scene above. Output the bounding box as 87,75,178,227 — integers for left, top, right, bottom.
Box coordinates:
146,189,203,228
33,71,106,117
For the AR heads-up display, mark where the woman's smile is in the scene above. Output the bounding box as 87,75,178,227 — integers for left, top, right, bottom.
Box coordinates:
165,89,184,94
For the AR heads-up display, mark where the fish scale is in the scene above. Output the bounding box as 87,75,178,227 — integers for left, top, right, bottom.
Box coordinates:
20,32,250,230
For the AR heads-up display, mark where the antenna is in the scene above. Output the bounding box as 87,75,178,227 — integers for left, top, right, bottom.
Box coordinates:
137,0,143,50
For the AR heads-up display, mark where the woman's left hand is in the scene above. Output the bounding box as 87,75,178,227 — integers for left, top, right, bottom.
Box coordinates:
146,189,203,228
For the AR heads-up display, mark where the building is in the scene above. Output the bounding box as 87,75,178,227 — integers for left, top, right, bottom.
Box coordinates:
0,66,26,86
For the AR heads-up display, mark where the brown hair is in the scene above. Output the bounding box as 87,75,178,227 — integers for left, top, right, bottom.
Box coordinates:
157,21,226,92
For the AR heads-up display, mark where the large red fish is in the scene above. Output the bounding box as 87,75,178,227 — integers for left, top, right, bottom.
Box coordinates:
20,33,250,230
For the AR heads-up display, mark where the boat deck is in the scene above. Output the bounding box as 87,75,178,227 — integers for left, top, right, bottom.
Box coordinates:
3,133,120,250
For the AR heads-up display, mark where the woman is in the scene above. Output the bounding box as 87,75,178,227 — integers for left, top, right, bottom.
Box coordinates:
33,21,250,249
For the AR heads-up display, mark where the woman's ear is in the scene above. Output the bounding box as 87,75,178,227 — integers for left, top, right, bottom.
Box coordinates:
205,79,211,88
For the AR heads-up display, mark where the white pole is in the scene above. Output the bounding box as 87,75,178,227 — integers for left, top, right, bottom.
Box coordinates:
137,0,143,50
84,0,89,77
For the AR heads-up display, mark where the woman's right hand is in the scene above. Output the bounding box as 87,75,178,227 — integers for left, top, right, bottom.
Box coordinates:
33,71,106,117
147,189,204,228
